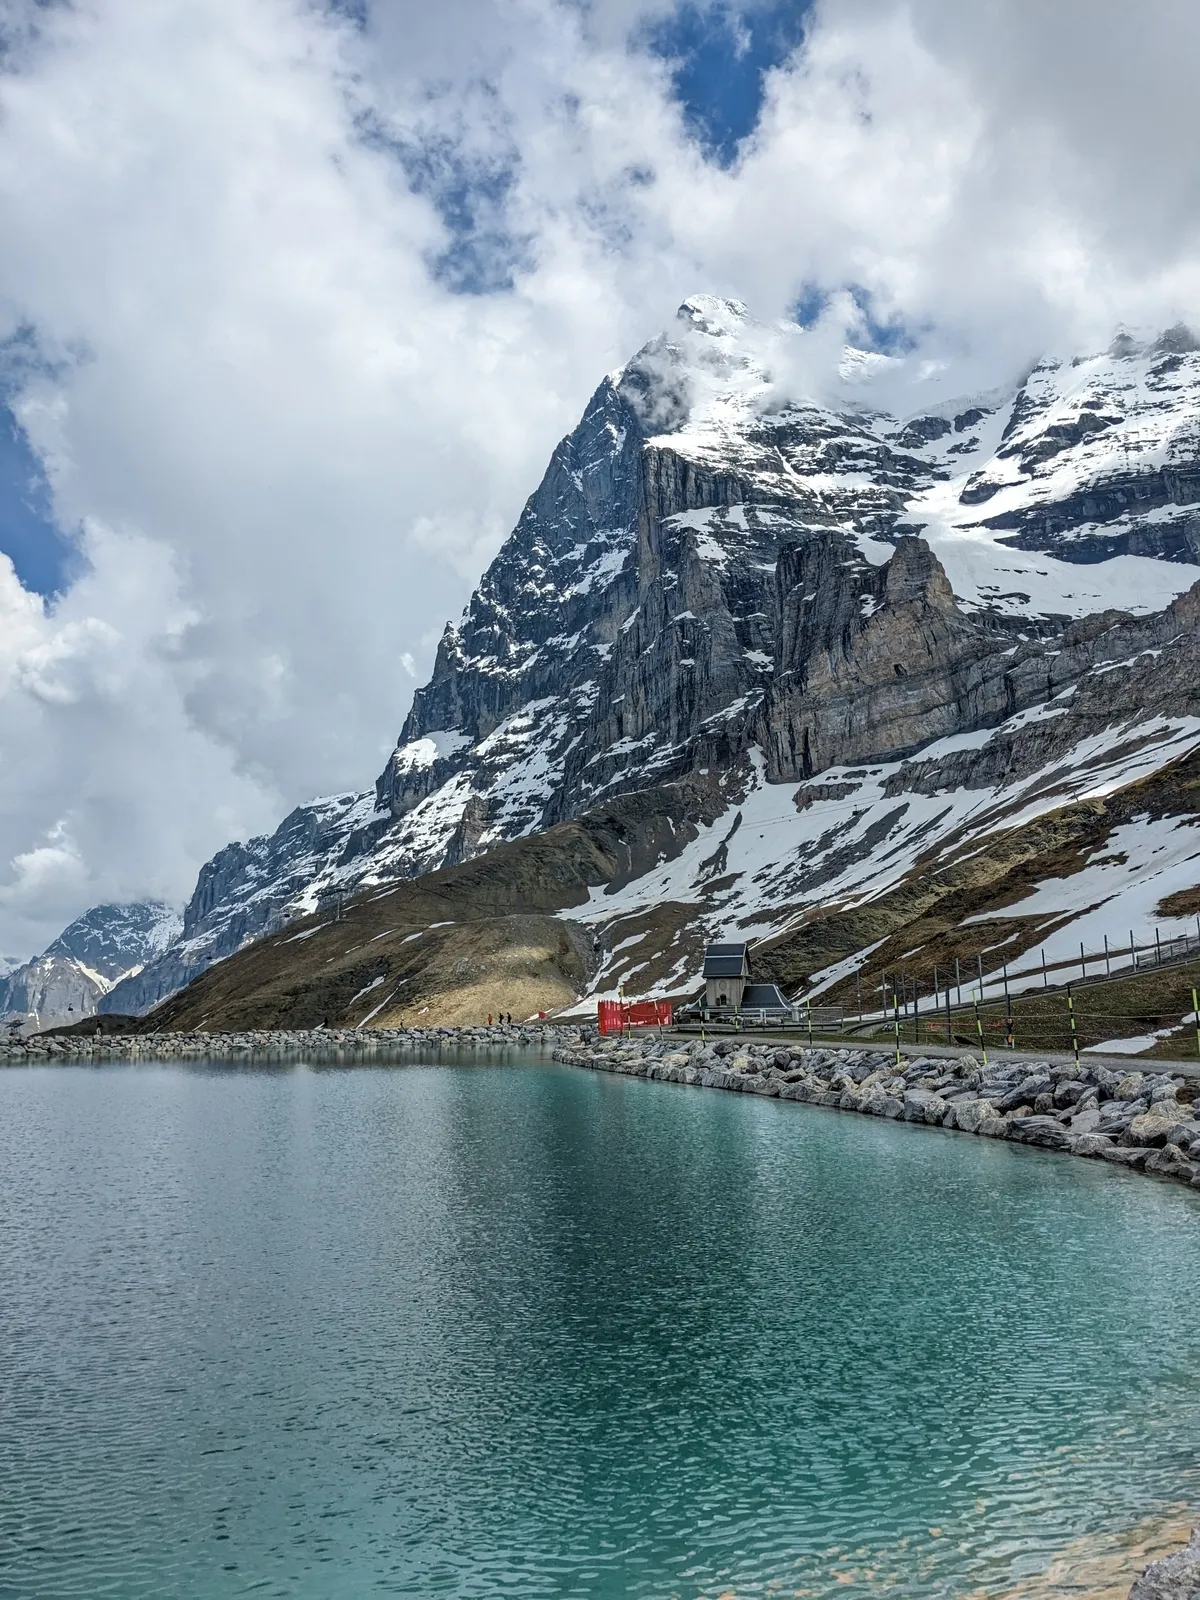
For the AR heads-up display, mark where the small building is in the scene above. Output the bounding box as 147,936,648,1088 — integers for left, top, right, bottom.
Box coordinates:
703,942,749,1010
700,942,793,1017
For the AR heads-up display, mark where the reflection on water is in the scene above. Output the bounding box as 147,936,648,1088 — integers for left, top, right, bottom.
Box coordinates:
0,1059,1196,1599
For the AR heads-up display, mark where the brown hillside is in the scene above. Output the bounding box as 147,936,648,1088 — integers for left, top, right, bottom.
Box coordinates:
143,781,718,1030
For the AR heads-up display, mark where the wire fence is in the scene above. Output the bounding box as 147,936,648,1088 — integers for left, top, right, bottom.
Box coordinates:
818,922,1200,1027
679,987,1200,1064
837,980,1200,1064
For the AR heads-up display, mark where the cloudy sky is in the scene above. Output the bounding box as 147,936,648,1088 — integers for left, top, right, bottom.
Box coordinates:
2,0,1200,958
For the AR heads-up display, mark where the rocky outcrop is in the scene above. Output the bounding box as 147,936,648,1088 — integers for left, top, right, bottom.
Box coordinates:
883,580,1200,795
1129,1529,1200,1600
760,533,1022,776
101,793,382,1015
958,334,1200,564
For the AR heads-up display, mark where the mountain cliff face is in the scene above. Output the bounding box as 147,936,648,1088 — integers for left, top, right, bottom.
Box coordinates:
1,902,181,1031
101,297,1200,1019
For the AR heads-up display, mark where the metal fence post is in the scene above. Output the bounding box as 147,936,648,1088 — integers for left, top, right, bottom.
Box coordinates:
1194,987,1200,1061
1067,985,1080,1069
973,997,988,1067
893,992,901,1068
1003,962,1012,1048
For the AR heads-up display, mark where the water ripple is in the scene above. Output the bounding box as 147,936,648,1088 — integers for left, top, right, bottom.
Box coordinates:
0,1060,1197,1598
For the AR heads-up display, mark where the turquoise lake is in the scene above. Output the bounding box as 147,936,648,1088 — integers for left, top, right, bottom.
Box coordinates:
1,1057,1198,1599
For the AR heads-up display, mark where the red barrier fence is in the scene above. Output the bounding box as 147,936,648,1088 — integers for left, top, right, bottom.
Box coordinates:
597,1000,673,1035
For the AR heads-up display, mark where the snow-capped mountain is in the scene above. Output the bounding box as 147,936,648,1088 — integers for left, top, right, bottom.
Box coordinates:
2,901,181,1031
103,297,1200,1019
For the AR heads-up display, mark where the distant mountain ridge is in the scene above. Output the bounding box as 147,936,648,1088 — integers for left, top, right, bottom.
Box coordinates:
1,902,181,1031
84,295,1200,1021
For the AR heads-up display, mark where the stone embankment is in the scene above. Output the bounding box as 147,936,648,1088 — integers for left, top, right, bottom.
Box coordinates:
553,1035,1200,1193
0,1023,576,1063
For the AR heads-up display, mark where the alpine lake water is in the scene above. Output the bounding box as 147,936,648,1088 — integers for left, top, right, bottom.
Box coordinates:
1,1052,1198,1600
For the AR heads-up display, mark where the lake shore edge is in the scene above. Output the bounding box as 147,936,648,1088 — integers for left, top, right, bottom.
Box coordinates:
552,1033,1200,1196
6,1021,1200,1196
0,1022,569,1062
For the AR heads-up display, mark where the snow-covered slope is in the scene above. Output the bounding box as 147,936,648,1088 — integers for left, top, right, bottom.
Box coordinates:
1,902,181,1032
100,297,1200,1017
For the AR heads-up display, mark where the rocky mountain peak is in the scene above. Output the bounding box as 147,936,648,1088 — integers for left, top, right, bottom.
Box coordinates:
92,299,1200,1018
1,900,181,1032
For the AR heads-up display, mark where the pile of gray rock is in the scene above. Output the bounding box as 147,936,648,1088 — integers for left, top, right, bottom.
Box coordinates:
554,1036,1200,1192
0,1022,578,1064
1130,1528,1200,1600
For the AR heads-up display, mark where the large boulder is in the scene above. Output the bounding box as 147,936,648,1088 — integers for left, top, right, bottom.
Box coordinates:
1122,1107,1191,1148
949,1098,1001,1135
1128,1527,1200,1600
1144,1147,1198,1182
995,1074,1051,1112
903,1088,946,1125
1008,1115,1070,1150
862,1087,905,1118
1115,1072,1146,1101
1070,1105,1103,1138
1071,1133,1115,1158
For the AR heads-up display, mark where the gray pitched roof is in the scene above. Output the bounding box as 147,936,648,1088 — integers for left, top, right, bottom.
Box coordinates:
703,941,749,979
742,983,789,1010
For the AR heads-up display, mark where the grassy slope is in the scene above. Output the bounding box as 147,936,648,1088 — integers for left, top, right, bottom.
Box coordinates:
844,955,1200,1062
139,744,1200,1041
144,784,712,1031
752,747,1200,1025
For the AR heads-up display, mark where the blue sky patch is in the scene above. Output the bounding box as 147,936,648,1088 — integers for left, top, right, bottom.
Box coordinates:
0,407,76,598
357,108,531,297
791,281,920,356
646,1,813,164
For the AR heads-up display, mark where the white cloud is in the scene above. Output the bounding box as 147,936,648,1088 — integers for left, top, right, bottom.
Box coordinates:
0,0,1199,954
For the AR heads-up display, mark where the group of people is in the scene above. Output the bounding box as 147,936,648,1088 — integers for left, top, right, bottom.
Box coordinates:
487,1012,514,1026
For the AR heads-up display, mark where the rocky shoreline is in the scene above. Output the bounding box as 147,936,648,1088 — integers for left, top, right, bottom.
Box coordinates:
552,1034,1200,1194
0,1022,577,1062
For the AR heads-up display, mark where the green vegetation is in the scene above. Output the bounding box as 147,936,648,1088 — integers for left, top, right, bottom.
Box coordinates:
844,956,1200,1060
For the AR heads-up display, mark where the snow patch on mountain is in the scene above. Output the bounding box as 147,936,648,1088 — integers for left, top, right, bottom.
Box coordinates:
575,713,1200,1005
391,731,471,771
1,901,182,1031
